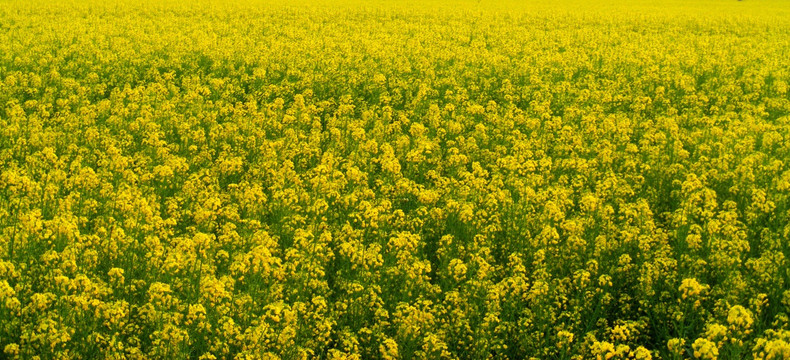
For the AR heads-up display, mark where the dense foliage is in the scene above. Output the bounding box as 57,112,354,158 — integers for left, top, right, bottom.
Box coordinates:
1,0,790,359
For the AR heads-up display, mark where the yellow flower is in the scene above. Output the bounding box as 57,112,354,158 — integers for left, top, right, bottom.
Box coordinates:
591,341,616,360
632,346,652,360
557,330,574,346
705,323,728,343
448,259,468,282
692,338,718,359
727,305,754,333
379,338,399,360
108,268,125,285
0,280,14,300
611,325,630,342
3,344,20,357
679,278,708,300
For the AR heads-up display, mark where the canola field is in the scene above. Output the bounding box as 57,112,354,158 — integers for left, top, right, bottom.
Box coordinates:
2,0,790,359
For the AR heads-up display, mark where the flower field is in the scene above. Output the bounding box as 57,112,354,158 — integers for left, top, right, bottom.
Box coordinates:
1,0,790,358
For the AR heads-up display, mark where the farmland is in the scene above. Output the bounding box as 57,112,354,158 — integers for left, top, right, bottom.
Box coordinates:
1,0,790,358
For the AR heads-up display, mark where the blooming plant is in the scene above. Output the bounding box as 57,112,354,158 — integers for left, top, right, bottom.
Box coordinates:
1,0,790,359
